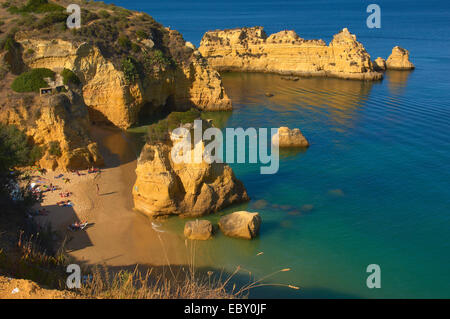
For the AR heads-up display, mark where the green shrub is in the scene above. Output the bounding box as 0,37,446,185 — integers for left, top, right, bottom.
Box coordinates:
11,68,55,93
167,108,201,131
48,141,61,157
0,124,33,169
146,109,202,144
29,144,44,163
131,42,141,53
142,49,175,73
118,35,131,49
121,56,140,84
147,119,169,143
61,68,81,86
135,30,148,39
8,0,64,14
36,11,68,29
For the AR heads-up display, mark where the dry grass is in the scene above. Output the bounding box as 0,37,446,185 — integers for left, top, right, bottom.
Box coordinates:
1,225,300,299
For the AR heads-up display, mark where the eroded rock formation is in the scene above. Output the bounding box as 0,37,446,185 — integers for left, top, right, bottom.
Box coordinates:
199,27,383,80
16,36,231,129
386,46,415,70
0,92,103,170
132,131,249,218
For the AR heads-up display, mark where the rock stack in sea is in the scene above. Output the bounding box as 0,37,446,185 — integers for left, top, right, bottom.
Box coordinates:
386,46,415,70
199,27,383,80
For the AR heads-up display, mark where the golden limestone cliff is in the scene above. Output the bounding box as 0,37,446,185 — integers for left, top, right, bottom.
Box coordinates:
16,34,231,130
199,27,383,80
0,92,103,170
132,129,249,218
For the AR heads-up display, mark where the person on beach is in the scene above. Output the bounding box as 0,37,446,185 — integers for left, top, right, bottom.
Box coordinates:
96,183,100,195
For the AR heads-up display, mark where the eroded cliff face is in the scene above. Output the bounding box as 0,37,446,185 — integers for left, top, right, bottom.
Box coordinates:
0,92,103,170
199,27,383,80
16,35,231,130
132,136,249,218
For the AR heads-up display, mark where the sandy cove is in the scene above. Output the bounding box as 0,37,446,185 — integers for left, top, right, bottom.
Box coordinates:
33,126,189,268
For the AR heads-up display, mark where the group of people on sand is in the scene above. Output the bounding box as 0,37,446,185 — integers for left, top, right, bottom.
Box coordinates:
27,165,102,232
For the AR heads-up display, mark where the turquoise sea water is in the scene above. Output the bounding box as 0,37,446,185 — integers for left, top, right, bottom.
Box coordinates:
107,0,450,298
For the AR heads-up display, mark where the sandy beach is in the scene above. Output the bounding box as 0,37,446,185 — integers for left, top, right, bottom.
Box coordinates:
32,126,188,269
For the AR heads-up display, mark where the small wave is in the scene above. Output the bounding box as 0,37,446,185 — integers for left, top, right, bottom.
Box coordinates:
151,222,166,233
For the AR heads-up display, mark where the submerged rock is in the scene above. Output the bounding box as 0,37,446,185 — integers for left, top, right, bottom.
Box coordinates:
184,220,213,240
272,127,309,148
386,46,415,70
218,211,261,240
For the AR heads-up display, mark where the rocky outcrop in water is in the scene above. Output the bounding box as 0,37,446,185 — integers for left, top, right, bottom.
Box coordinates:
199,27,383,80
184,220,214,240
386,46,415,70
272,127,309,148
218,211,262,240
132,132,249,218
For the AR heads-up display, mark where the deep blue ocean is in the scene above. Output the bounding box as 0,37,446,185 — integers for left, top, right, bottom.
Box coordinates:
106,0,450,298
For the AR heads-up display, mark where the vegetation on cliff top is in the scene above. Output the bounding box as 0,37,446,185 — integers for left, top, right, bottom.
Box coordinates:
11,68,55,92
61,68,80,86
146,108,202,143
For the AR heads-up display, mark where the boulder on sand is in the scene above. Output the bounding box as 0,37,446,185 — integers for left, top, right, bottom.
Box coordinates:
218,211,261,240
184,220,213,240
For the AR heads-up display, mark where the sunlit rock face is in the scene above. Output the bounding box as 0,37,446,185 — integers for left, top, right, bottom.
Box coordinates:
199,27,383,80
386,46,415,70
16,36,231,130
0,92,103,170
132,129,249,218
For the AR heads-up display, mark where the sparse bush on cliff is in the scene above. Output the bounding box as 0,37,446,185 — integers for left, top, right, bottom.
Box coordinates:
8,0,64,15
118,35,132,50
0,124,32,169
146,109,202,144
35,11,68,29
61,68,81,86
142,49,176,74
136,30,149,39
98,9,110,19
48,141,62,157
11,68,55,93
121,56,141,84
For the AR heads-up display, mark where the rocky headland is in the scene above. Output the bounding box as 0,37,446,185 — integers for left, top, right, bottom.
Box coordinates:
0,1,231,170
199,27,383,80
199,27,415,80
